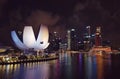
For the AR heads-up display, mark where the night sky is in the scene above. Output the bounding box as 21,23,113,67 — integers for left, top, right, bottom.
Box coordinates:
0,0,120,48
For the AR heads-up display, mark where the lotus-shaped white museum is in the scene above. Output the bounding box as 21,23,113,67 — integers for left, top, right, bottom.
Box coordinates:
11,25,49,51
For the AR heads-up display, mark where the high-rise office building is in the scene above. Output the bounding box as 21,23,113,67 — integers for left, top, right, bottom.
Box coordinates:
67,30,71,50
95,27,102,46
67,29,78,51
83,26,91,51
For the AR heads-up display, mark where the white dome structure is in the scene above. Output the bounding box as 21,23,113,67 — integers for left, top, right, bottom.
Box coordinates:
11,25,49,51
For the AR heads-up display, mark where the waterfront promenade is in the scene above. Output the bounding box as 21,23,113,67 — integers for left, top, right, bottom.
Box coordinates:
0,55,59,65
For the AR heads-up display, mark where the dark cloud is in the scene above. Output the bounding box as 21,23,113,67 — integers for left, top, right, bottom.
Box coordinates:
25,10,60,26
0,0,7,12
74,2,86,12
25,10,61,36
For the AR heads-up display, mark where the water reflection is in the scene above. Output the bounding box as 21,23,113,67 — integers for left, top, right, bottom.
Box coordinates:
0,53,120,79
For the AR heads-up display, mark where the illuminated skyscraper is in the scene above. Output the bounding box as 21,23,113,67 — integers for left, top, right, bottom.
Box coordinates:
67,29,78,51
89,27,112,54
67,30,71,50
95,27,102,46
83,26,91,51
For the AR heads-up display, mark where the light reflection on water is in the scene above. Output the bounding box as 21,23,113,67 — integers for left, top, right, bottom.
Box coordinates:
0,53,120,79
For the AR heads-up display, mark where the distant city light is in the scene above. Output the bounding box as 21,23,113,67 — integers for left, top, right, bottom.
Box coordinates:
67,30,70,33
54,31,57,34
71,29,75,31
85,35,91,38
74,35,76,37
78,41,81,43
86,26,90,29
18,31,22,35
92,34,95,37
64,43,67,46
59,42,61,44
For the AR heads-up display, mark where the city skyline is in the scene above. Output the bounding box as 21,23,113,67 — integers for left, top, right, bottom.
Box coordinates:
0,1,120,79
0,0,120,48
